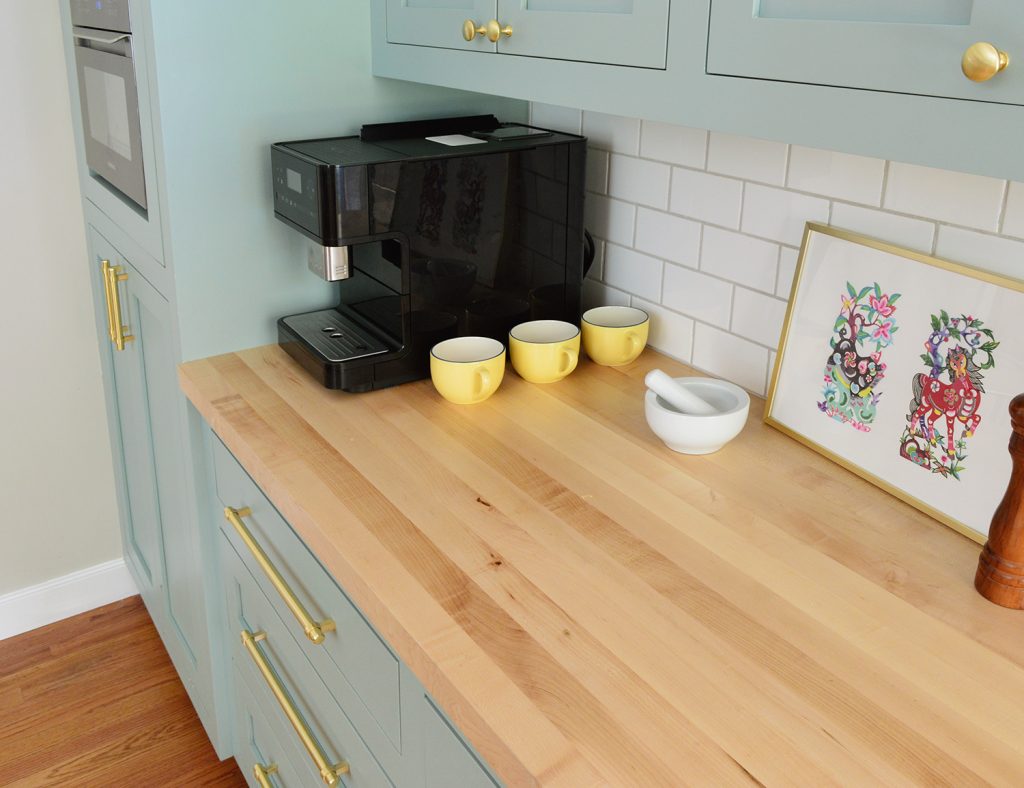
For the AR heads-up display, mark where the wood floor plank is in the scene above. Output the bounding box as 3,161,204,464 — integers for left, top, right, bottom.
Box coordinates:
0,596,244,787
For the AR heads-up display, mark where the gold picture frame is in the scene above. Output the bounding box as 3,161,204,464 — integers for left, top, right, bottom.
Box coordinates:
766,222,1024,543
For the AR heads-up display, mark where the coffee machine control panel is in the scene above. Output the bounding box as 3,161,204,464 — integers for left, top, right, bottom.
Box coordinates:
271,150,321,240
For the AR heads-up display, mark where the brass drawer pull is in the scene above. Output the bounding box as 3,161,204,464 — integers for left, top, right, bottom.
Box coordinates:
254,761,278,788
104,262,134,351
225,506,336,644
242,629,350,787
462,18,512,42
100,260,117,343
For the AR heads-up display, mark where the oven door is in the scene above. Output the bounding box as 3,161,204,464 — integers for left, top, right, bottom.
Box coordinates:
72,27,147,211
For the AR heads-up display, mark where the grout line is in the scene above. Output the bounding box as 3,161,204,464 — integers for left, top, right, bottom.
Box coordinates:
771,245,782,295
998,180,1010,234
827,199,834,225
782,144,792,188
701,131,710,170
879,160,891,208
727,285,738,332
737,180,746,230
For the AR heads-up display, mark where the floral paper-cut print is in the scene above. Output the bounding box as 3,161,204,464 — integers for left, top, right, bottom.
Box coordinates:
818,282,900,432
899,312,998,479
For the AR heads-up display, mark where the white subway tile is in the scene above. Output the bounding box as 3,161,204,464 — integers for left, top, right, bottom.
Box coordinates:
670,168,743,229
1003,181,1024,239
776,247,799,298
731,287,788,349
603,244,663,302
582,111,641,154
584,194,635,247
787,146,885,206
700,226,778,293
691,323,769,396
934,225,1024,282
586,149,609,195
767,350,779,397
741,183,829,245
631,297,695,363
884,161,1005,232
662,264,733,328
634,208,701,268
640,121,707,168
582,278,630,311
530,103,582,134
608,154,671,209
707,132,788,186
829,202,935,252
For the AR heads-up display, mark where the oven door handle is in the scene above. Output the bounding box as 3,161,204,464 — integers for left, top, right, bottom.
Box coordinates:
72,26,131,46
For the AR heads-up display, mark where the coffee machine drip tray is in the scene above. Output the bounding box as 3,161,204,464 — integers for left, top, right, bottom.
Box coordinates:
280,309,389,364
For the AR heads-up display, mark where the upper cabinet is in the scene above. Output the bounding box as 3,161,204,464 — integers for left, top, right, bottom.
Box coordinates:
707,0,1024,106
385,0,670,68
373,0,1024,181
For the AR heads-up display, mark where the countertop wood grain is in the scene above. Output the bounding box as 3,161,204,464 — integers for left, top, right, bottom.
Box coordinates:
179,346,1024,787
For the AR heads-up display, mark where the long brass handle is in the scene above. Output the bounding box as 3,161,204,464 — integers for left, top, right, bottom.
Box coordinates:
254,762,278,788
100,260,116,343
225,506,335,644
106,264,134,351
962,42,1010,82
242,630,350,787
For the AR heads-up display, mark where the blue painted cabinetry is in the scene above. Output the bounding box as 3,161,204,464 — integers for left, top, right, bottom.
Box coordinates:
386,0,669,68
63,0,524,765
211,432,501,787
707,0,1024,106
372,2,1024,180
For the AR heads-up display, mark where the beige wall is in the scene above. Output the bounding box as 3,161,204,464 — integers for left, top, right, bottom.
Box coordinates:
0,1,121,595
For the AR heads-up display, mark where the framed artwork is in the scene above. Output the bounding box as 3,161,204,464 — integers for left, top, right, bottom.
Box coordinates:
766,223,1024,542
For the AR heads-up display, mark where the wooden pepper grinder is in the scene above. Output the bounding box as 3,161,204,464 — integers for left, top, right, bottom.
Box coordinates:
976,394,1024,608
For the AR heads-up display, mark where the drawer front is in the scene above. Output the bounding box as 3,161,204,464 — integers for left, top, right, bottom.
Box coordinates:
212,435,402,761
222,529,395,788
234,663,308,788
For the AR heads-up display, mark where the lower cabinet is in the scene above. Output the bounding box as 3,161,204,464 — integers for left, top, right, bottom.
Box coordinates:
86,223,224,750
210,431,500,787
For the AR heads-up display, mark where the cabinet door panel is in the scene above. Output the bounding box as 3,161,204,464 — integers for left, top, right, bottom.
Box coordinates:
89,228,164,600
707,0,1024,106
497,0,669,68
387,0,497,52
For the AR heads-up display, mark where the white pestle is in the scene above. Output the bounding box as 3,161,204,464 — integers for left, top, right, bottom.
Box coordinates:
644,369,720,416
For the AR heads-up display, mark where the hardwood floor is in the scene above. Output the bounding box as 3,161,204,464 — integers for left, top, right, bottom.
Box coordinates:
0,596,246,787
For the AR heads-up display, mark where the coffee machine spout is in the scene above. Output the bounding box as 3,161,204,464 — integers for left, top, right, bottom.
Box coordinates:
304,238,351,281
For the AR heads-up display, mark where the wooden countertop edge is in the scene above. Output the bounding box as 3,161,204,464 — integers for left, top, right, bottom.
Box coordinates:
178,360,603,787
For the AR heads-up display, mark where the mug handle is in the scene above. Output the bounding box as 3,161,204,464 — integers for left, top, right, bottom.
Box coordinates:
559,348,579,376
472,367,492,402
626,332,643,357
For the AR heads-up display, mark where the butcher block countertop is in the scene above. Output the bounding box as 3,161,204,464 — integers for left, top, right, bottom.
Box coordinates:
179,345,1024,787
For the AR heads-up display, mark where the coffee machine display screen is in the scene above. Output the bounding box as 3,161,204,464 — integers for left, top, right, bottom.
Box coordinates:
286,168,302,193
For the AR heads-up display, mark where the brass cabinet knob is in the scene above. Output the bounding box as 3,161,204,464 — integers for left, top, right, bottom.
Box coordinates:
462,19,486,41
484,19,513,42
962,42,1010,82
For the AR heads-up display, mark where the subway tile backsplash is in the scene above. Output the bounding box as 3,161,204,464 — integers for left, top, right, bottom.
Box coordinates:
530,103,1024,396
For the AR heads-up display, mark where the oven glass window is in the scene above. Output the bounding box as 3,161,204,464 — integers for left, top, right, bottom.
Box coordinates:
83,66,132,161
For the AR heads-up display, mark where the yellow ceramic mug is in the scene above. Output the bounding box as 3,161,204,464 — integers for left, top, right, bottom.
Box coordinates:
582,306,650,366
430,336,506,404
509,320,580,383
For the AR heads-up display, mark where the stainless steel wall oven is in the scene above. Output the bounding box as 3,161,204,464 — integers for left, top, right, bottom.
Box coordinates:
70,0,147,211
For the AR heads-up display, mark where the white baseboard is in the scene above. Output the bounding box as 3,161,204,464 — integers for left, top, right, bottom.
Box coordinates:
0,558,138,641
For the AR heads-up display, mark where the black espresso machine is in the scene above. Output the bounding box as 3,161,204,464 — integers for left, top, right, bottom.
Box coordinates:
271,115,588,391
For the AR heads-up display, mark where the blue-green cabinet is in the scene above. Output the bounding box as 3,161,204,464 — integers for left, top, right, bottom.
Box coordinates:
707,0,1024,106
85,219,222,749
385,0,669,68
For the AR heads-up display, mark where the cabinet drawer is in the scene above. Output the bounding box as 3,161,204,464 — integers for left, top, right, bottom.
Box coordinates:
234,662,308,788
418,694,500,788
212,435,402,762
222,529,394,788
